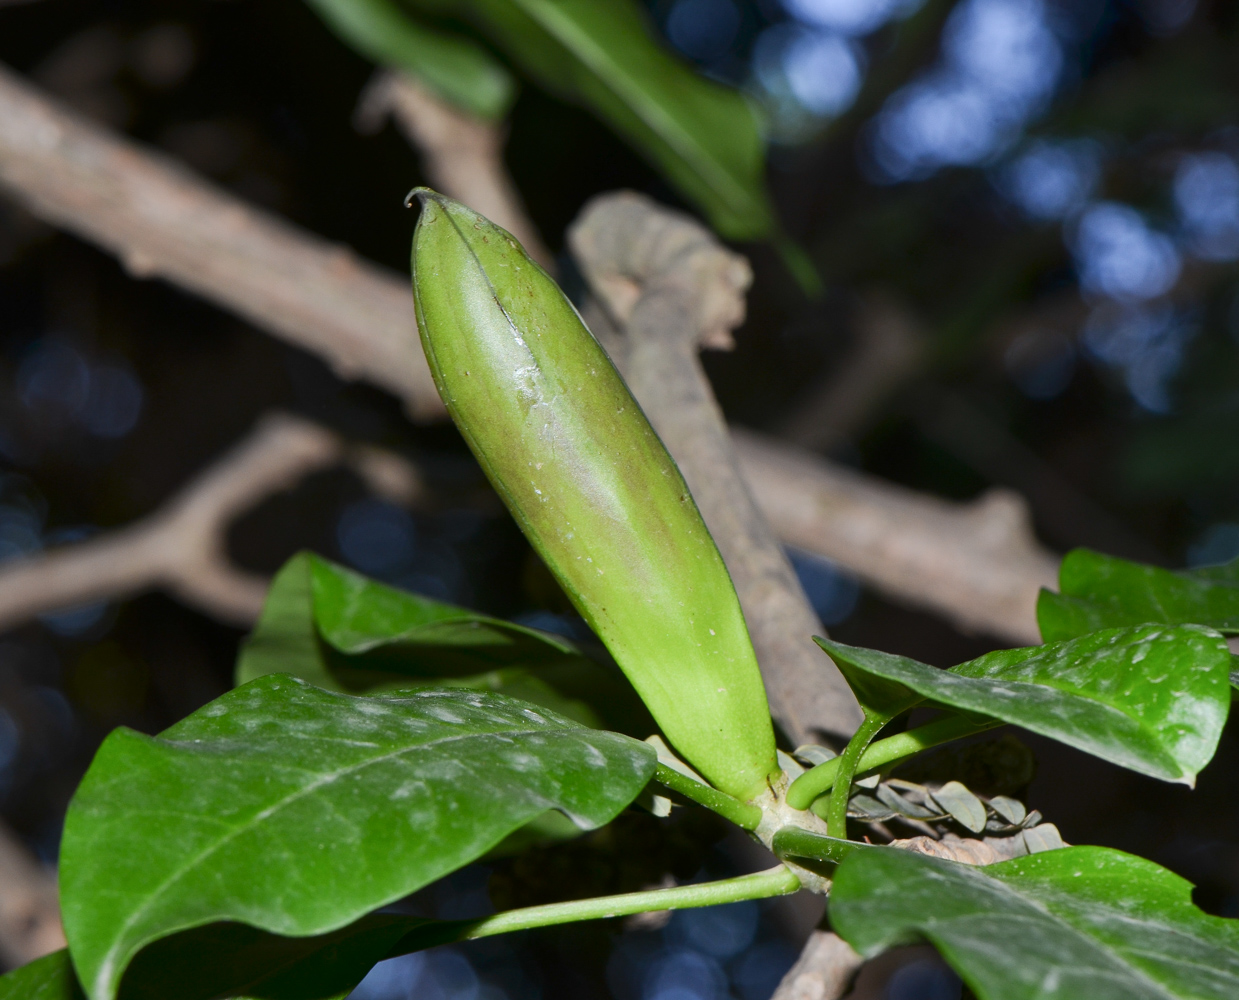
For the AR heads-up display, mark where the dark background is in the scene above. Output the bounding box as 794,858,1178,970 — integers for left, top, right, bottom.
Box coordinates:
0,1,1236,998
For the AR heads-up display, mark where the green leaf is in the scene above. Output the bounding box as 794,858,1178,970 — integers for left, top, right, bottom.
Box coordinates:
60,677,655,1000
405,0,775,239
439,668,602,727
236,553,333,688
0,916,432,1000
830,845,1239,1000
826,656,923,723
1039,548,1239,642
313,554,578,658
815,638,928,833
238,553,651,732
815,625,1232,785
115,915,440,1000
0,951,82,1000
304,0,515,119
237,553,581,689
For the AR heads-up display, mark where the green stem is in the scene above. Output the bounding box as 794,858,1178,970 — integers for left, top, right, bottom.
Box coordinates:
786,713,1001,811
654,762,762,830
771,827,865,875
383,867,802,964
826,714,888,839
460,866,799,940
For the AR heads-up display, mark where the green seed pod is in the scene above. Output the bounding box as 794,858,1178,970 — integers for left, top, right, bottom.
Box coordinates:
410,189,777,801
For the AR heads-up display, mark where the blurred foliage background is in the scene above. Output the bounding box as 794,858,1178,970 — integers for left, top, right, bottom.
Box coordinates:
0,1,1237,998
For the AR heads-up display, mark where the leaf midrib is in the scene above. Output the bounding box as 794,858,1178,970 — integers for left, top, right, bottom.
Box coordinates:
92,719,592,999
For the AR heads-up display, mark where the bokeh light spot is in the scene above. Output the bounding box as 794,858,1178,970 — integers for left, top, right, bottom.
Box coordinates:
1174,151,1239,262
999,138,1101,220
1071,202,1180,302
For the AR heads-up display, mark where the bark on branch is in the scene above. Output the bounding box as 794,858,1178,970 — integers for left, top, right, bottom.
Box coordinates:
0,412,423,632
771,930,863,1000
0,64,1057,645
734,431,1057,645
0,61,442,419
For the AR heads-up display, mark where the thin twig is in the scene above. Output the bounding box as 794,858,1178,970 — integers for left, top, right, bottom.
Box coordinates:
569,191,864,744
0,413,424,632
356,70,554,271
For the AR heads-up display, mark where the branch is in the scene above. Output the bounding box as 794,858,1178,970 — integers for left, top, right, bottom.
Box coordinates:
569,191,864,744
0,412,424,632
0,59,1068,992
733,431,1057,644
356,71,554,271
0,819,63,969
770,929,863,1000
0,66,1056,645
0,61,442,419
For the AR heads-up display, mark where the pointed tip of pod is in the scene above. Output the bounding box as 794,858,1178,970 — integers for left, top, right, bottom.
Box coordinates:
407,189,497,241
406,187,480,219
404,186,438,209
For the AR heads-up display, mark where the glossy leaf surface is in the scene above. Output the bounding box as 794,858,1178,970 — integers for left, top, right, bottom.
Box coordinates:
1039,548,1239,642
60,677,654,1000
237,553,649,733
411,191,777,799
0,914,431,1000
0,952,81,1000
405,0,774,238
830,845,1239,999
815,625,1231,784
238,552,580,688
123,916,451,1000
770,827,870,877
304,0,515,119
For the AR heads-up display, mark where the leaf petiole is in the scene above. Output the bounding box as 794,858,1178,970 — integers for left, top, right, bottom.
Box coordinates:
771,826,869,876
654,762,763,830
786,713,1002,811
442,866,801,943
825,714,889,838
